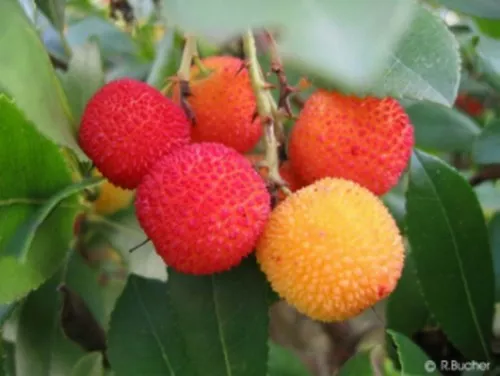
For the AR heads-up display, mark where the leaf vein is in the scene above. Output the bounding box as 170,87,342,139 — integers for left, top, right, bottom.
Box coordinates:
132,278,176,375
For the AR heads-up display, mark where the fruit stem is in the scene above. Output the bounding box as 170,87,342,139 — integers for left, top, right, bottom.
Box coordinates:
243,30,289,193
177,34,198,81
192,55,212,77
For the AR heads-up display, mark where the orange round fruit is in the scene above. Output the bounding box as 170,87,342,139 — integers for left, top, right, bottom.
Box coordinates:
173,56,262,153
288,90,414,195
256,178,404,322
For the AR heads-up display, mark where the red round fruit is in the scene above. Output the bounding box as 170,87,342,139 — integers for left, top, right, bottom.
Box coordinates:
79,78,191,189
135,143,272,275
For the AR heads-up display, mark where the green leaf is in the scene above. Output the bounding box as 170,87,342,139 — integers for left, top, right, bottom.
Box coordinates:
168,256,269,376
70,353,104,376
67,16,137,62
0,97,79,304
370,6,460,107
146,30,183,90
438,0,500,20
383,190,406,232
162,0,416,91
15,275,86,376
0,0,84,157
473,120,500,165
406,150,494,361
386,252,429,339
107,275,195,376
15,248,119,376
267,342,311,376
406,101,480,152
337,350,374,376
477,34,500,77
388,330,441,375
0,335,4,376
475,18,500,39
64,249,126,331
1,339,15,376
58,41,105,125
0,304,17,328
36,0,66,31
488,213,500,301
5,176,102,262
103,209,168,281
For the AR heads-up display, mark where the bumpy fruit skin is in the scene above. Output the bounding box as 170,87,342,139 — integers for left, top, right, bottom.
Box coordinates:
92,171,134,215
173,56,262,153
289,90,414,195
256,178,404,322
79,78,190,189
278,161,304,192
136,143,271,275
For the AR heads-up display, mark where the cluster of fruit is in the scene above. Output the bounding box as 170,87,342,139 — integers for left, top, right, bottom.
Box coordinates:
78,55,414,322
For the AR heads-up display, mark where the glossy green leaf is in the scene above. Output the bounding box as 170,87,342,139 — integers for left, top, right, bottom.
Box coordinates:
64,250,126,331
5,176,102,262
0,304,17,328
103,209,168,281
36,0,66,31
146,30,183,89
168,256,269,376
15,248,119,376
67,16,137,62
383,190,406,232
475,18,500,39
107,275,195,376
267,342,311,376
162,0,415,91
0,335,4,376
0,97,79,304
58,42,104,125
70,353,104,376
406,101,480,152
438,0,500,20
476,31,500,77
475,182,500,214
1,339,15,376
488,213,500,301
337,350,373,376
0,0,83,157
406,150,494,361
386,252,429,338
15,276,86,376
370,6,460,106
388,330,441,375
473,120,500,165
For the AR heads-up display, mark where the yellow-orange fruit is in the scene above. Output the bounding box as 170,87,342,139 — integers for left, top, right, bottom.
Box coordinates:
289,90,414,195
256,178,404,322
173,56,262,153
92,171,134,215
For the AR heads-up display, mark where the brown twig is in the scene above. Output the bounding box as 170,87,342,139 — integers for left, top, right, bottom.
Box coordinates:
469,165,500,186
469,164,500,186
266,31,298,119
